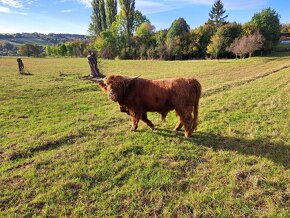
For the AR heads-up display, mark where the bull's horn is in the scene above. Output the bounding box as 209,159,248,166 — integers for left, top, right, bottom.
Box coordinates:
91,77,105,82
128,75,141,80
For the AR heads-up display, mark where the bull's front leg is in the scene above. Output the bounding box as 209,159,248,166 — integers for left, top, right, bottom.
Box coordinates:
141,112,155,130
174,118,183,131
130,113,141,131
119,105,129,115
161,111,169,122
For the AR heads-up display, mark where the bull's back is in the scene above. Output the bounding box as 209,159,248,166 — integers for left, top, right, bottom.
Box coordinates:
126,79,172,111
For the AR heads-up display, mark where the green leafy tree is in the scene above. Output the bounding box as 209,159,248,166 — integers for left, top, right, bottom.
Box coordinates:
248,8,281,52
119,0,135,37
134,10,150,31
33,45,42,57
135,22,155,59
65,42,74,56
166,18,190,60
167,18,190,40
207,22,242,58
57,44,67,56
191,22,216,57
154,29,167,46
207,35,223,59
154,29,168,60
45,45,52,56
89,0,103,36
209,0,228,29
19,44,42,57
281,23,290,33
106,0,117,28
242,22,256,36
136,22,154,39
99,0,107,30
94,30,118,59
73,39,90,57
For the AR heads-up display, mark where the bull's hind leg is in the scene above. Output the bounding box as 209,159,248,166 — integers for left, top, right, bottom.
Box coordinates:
183,114,194,138
192,98,200,131
141,113,155,130
161,111,169,122
176,109,194,138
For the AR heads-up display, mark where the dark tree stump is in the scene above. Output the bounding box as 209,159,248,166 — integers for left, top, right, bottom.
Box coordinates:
87,51,102,78
17,58,25,74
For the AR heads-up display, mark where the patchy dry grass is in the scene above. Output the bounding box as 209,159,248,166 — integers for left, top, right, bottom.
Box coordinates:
0,55,289,217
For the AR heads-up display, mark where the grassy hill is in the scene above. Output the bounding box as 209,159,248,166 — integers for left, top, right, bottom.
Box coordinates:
0,33,87,48
1,37,53,47
0,55,289,217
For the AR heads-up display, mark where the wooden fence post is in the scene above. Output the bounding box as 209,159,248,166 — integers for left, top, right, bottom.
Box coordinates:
17,58,25,74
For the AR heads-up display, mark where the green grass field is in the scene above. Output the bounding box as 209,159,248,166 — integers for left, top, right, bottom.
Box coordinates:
0,55,289,217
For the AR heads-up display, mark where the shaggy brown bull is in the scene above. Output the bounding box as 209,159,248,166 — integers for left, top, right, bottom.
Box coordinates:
98,75,201,138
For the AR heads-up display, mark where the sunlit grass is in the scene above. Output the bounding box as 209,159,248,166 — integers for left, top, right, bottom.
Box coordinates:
0,55,289,217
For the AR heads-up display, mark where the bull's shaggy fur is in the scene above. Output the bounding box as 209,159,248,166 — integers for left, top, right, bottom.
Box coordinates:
98,75,202,138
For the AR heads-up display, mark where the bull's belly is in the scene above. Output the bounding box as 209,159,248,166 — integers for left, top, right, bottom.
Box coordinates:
143,102,174,113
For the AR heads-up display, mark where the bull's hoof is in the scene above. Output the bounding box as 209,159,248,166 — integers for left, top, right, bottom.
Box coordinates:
184,132,191,138
130,128,137,132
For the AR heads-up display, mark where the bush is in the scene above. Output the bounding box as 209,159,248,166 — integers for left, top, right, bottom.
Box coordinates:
228,32,264,58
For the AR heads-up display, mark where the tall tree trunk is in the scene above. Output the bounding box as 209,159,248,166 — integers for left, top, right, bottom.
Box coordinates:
87,51,101,77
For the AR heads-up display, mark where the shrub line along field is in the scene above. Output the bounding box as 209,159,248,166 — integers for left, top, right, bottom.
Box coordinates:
0,55,289,217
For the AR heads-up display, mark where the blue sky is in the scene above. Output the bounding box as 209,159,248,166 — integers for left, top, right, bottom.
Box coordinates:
0,0,289,34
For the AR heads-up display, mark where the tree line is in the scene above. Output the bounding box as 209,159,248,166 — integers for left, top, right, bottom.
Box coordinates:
10,0,289,59
86,0,283,60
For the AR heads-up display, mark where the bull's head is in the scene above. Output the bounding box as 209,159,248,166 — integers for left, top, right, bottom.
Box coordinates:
97,75,140,102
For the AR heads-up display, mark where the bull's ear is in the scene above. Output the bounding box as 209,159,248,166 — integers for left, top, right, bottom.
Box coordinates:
98,80,107,91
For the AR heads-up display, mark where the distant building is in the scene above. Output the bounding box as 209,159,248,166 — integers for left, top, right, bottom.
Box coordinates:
280,32,290,43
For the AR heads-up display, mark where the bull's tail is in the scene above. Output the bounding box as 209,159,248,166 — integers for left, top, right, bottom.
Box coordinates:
192,79,202,130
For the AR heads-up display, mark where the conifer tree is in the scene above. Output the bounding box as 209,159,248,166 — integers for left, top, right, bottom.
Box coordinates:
209,0,228,29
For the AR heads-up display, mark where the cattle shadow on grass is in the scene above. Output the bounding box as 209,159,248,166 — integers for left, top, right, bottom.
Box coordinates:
154,129,289,169
7,133,87,161
189,132,290,169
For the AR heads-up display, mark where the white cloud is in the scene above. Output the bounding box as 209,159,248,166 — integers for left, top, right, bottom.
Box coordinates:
60,0,91,8
77,0,91,8
0,0,23,8
0,5,10,12
0,0,35,9
0,4,28,15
